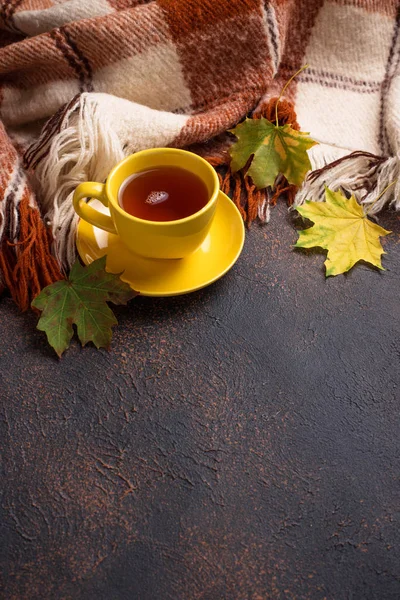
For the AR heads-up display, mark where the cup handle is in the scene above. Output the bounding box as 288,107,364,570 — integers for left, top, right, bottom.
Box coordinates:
73,182,117,234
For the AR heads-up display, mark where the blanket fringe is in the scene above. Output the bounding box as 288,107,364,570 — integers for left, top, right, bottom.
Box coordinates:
25,94,125,270
0,191,63,311
293,148,400,214
202,97,299,225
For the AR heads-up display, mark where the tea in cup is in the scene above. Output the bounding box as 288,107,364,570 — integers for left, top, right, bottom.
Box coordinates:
73,148,219,259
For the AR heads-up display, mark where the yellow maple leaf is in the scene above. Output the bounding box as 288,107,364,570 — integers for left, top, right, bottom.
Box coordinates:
295,188,391,276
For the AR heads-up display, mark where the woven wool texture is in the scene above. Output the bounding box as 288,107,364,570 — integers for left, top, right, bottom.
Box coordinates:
0,0,399,309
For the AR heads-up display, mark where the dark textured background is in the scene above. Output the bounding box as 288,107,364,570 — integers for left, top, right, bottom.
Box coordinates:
1,204,399,599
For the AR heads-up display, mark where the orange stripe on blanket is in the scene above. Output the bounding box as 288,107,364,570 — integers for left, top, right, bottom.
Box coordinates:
159,0,273,109
158,0,260,38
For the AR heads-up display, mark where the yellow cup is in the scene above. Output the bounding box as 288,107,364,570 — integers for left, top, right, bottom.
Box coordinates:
73,148,220,259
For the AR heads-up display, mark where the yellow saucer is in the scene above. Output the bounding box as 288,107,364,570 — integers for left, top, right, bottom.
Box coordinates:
76,191,245,296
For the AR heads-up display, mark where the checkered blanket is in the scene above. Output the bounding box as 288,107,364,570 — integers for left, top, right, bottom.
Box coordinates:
1,0,399,309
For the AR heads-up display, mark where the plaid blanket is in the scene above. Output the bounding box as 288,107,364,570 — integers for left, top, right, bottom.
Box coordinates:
1,0,399,309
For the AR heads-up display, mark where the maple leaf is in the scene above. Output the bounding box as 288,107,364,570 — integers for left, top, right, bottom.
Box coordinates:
295,188,391,276
229,117,317,189
32,256,138,356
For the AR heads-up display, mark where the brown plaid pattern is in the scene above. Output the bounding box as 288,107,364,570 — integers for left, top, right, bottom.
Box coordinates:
0,0,399,309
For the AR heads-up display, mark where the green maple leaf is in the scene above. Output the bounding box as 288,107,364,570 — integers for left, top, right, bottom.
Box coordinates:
32,257,138,356
295,188,391,276
229,117,317,189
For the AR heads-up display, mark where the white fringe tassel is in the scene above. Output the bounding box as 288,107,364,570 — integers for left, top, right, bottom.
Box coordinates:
32,96,125,269
294,145,400,215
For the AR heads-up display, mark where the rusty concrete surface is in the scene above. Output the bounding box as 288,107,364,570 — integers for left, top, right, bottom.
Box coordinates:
1,204,399,599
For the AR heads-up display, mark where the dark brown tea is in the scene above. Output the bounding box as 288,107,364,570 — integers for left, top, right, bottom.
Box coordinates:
119,166,209,222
